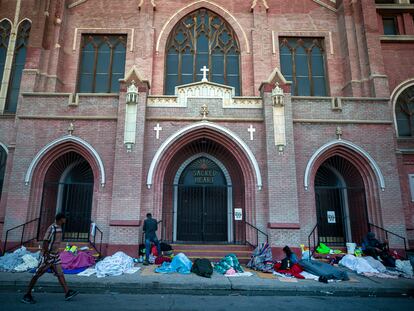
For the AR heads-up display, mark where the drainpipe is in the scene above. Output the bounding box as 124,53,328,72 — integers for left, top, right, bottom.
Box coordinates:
0,0,22,114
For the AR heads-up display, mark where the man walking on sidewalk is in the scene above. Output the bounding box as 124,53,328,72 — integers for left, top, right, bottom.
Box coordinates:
21,213,78,304
143,213,161,265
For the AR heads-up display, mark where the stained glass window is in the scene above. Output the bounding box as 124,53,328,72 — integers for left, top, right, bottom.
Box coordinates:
280,37,327,96
5,20,30,113
0,20,11,84
165,9,241,95
78,35,126,93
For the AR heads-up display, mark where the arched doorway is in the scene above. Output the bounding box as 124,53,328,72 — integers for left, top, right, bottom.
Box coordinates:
314,156,368,245
39,152,94,241
175,156,231,242
159,136,249,244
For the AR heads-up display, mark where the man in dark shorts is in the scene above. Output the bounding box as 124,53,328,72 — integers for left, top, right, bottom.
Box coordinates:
143,213,161,265
21,213,78,304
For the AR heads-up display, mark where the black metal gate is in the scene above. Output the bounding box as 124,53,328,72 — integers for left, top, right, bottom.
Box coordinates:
315,187,347,246
177,184,229,242
40,182,93,241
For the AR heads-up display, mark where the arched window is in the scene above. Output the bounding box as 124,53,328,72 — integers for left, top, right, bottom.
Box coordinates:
0,146,7,202
77,35,127,93
0,20,11,83
5,20,31,113
395,85,414,137
165,9,241,95
280,37,327,96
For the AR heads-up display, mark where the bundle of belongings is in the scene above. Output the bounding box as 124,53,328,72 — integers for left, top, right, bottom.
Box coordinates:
214,254,244,275
59,247,95,274
316,243,343,255
247,243,274,273
155,242,174,265
0,247,40,272
299,259,349,283
155,253,192,274
95,251,134,278
339,254,413,279
274,259,304,279
191,258,213,278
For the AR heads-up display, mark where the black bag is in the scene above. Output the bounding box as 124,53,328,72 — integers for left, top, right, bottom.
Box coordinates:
280,258,292,270
160,242,173,251
191,258,213,278
138,244,146,255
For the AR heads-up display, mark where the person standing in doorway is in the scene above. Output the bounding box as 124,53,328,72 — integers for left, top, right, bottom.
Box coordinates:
21,213,79,304
143,213,161,265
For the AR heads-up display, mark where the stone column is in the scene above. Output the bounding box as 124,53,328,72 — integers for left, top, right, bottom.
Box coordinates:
260,81,301,246
107,78,149,252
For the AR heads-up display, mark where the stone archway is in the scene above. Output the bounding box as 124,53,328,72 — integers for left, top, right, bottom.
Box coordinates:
305,141,384,241
27,137,104,239
149,124,259,244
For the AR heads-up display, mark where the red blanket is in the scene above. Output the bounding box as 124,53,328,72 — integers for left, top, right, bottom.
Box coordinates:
274,262,304,279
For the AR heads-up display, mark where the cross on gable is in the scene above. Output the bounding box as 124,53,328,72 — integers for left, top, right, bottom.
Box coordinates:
201,66,209,82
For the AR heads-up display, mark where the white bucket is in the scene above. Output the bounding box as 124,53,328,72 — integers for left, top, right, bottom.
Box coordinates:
346,242,357,255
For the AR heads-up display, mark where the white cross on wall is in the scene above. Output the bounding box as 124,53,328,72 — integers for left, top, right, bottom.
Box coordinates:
154,123,162,140
248,125,256,141
201,66,209,82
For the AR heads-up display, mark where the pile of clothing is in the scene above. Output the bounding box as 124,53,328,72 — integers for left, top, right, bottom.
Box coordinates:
0,247,40,272
247,243,274,273
155,253,192,274
214,254,244,275
95,251,134,278
339,254,413,279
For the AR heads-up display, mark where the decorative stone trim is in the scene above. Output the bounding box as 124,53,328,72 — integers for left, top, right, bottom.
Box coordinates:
147,81,262,109
250,0,269,11
293,119,393,124
147,121,263,190
25,135,106,186
380,35,414,42
303,139,386,191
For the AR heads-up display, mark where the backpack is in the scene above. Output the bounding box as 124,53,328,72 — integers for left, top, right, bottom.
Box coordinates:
191,258,213,278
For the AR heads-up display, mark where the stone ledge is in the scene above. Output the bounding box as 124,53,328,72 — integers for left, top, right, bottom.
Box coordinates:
268,223,301,229
109,220,142,227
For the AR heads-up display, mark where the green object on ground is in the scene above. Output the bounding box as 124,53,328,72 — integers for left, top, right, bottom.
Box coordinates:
316,243,331,254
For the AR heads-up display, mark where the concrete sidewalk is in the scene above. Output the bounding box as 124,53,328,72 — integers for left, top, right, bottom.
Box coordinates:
0,265,413,297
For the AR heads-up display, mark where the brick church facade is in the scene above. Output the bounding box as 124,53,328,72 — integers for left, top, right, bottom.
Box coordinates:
0,0,413,255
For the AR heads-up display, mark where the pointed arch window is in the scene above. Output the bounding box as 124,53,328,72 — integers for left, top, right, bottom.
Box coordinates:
77,35,127,93
5,20,31,113
395,85,414,137
280,37,327,96
165,9,241,95
0,20,11,84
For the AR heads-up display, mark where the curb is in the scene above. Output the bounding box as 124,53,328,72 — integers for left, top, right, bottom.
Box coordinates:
1,282,413,298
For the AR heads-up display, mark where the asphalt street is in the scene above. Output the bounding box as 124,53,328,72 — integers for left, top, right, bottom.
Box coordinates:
0,292,413,311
